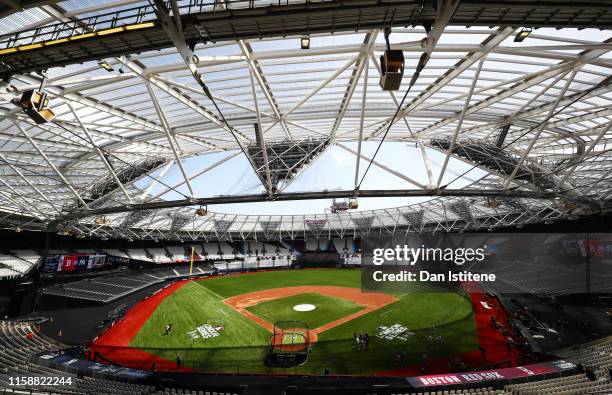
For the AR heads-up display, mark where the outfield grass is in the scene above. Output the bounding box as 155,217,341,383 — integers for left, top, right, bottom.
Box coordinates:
199,269,361,297
128,269,477,374
246,292,364,329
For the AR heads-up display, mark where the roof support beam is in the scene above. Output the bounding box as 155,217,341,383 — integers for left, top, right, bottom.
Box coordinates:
416,41,612,138
249,67,273,196
285,56,358,119
0,153,59,215
436,57,485,187
353,57,368,190
65,188,559,219
367,27,515,140
239,40,292,140
144,80,195,197
503,70,577,189
555,119,612,193
67,103,134,204
140,160,174,201
459,83,612,137
120,60,236,147
146,151,241,202
331,30,378,142
0,179,47,220
12,121,89,208
338,143,427,190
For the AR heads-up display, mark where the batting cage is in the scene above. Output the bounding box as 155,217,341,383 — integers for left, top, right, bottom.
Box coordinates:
267,320,310,367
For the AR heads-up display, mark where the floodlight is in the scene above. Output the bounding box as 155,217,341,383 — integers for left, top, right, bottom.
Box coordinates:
514,28,532,42
379,50,404,91
485,197,501,208
17,90,55,124
97,60,114,72
95,216,110,225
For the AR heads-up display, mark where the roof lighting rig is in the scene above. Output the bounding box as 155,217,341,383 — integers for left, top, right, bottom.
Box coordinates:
329,198,359,213
379,27,405,91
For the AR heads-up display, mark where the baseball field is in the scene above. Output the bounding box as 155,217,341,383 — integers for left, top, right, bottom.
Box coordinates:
91,269,488,375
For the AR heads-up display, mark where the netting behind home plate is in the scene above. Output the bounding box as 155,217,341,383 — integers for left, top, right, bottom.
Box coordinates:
270,320,310,353
267,321,310,366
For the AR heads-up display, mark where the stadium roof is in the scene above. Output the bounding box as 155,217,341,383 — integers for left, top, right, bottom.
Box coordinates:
0,0,611,240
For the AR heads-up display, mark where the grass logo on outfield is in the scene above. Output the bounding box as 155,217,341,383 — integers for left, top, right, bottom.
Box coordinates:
376,323,415,341
187,319,226,341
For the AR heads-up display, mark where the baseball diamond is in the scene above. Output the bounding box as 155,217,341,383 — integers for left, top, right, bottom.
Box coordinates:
87,268,499,375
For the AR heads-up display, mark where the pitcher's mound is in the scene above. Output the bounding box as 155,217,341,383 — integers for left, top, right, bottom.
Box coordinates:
293,304,316,312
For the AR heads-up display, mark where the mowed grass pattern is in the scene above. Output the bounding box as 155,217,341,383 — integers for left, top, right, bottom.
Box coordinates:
129,281,271,369
246,293,364,329
199,269,360,297
129,269,477,374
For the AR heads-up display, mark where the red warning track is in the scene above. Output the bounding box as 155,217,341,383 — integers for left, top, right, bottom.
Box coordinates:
88,280,193,371
374,281,521,376
88,275,520,376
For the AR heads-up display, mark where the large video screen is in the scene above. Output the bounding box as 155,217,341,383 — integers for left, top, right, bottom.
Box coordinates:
42,254,108,273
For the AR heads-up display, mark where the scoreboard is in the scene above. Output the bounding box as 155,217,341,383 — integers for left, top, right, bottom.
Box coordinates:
42,254,107,273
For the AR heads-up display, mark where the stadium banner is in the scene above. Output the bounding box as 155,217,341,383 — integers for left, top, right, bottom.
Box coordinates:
38,351,151,380
75,255,89,270
360,233,612,295
42,254,108,273
407,360,576,388
60,255,78,272
42,255,61,272
106,255,129,266
87,255,107,269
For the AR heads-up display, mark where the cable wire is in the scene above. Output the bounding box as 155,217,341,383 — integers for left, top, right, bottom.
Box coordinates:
51,120,191,200
356,52,430,192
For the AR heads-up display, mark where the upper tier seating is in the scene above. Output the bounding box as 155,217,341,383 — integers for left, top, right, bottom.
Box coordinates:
41,264,212,303
479,260,612,296
147,248,175,264
219,243,235,259
104,249,130,259
305,239,320,251
122,249,153,263
0,267,21,279
0,253,37,279
12,250,41,265
166,246,188,261
202,242,221,260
